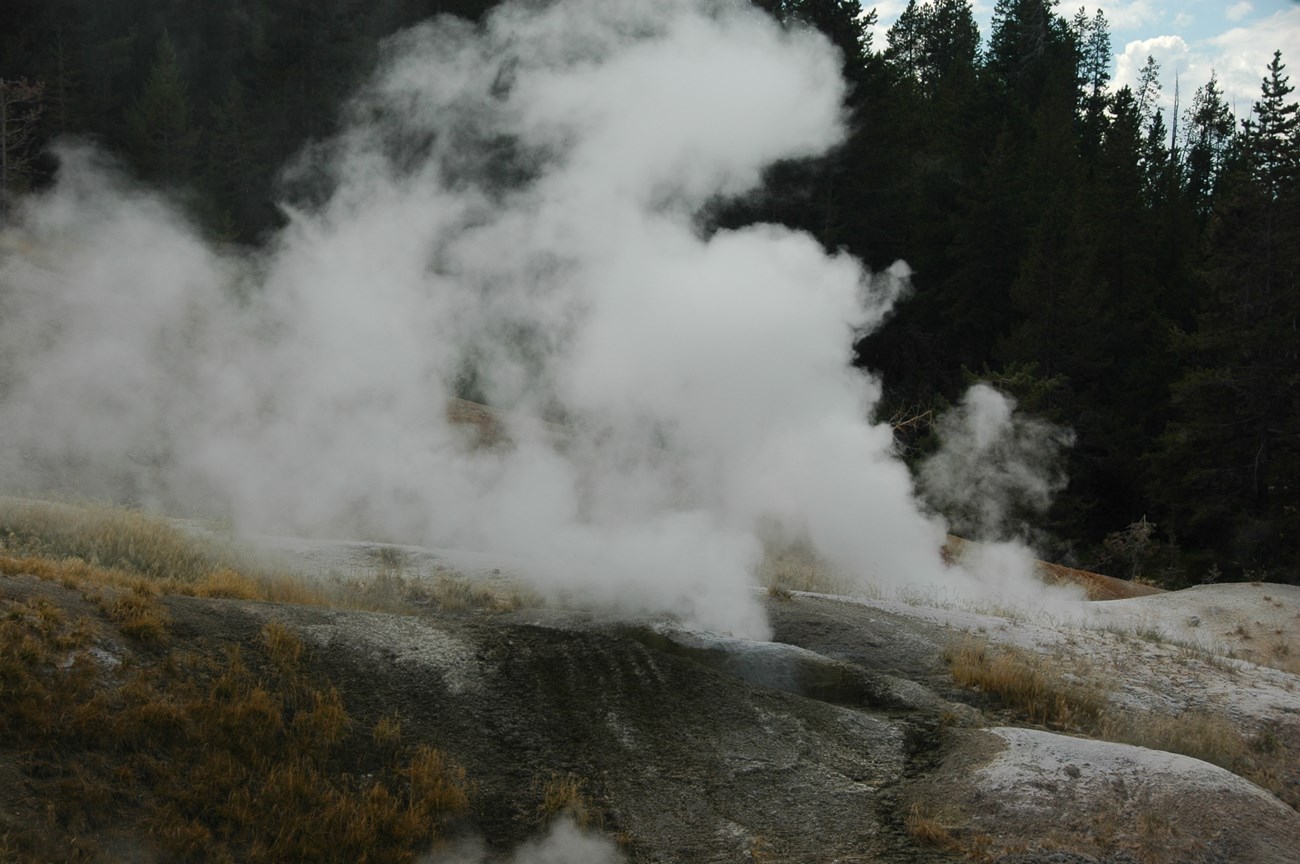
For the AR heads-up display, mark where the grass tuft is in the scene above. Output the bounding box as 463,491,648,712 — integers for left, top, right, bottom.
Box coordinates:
905,802,956,847
904,802,998,859
0,500,339,610
945,638,1105,730
0,498,544,622
373,714,403,749
403,744,472,815
104,588,170,643
261,621,303,671
535,772,600,830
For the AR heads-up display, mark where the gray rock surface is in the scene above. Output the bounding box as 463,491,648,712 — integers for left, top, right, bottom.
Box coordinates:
160,578,1299,863
4,551,1298,863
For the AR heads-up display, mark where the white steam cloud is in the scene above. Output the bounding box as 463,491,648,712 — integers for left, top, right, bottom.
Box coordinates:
425,819,622,864
917,384,1077,604
0,0,1077,636
919,384,1073,543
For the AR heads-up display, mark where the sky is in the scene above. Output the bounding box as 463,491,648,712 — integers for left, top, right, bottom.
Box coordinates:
871,0,1300,121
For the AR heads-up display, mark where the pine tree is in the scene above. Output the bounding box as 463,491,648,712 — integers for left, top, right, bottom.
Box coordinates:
922,0,981,81
1246,50,1298,198
885,0,926,88
1134,54,1162,129
986,0,1070,108
126,31,199,186
757,0,875,84
1129,55,1173,204
1152,53,1300,580
1072,8,1110,160
43,21,80,136
1182,72,1235,216
886,0,980,97
204,78,256,240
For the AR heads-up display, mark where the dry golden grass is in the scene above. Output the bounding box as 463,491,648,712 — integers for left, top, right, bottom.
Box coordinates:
0,499,516,619
945,638,1106,730
1051,792,1217,864
373,714,404,748
404,744,473,815
0,498,541,622
904,802,998,860
0,590,474,864
0,499,233,582
292,686,352,752
756,537,855,596
1100,711,1286,802
946,636,1293,808
907,781,1214,864
99,584,170,644
191,566,265,600
905,802,957,847
339,564,535,615
1102,711,1249,770
254,573,338,607
261,620,303,670
426,572,531,613
535,772,600,830
0,499,340,611
766,584,794,601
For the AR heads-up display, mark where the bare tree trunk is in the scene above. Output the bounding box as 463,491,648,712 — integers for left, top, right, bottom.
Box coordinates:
0,78,45,224
1,81,10,222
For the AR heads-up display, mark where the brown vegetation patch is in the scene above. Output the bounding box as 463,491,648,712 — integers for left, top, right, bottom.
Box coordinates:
945,637,1106,730
0,585,473,863
0,499,535,620
1035,558,1164,600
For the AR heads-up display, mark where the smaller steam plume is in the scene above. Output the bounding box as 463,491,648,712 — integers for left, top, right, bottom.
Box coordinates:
919,384,1074,544
915,385,1077,606
424,819,622,864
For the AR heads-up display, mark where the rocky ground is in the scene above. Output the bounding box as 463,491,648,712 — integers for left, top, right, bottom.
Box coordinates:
2,531,1297,864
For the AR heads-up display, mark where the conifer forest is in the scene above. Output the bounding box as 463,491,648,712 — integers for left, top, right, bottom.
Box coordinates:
1,0,1298,586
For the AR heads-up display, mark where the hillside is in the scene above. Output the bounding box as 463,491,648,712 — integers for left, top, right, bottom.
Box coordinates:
1,500,1297,863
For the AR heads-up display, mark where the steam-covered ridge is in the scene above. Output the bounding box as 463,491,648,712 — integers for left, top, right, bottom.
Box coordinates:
0,495,1298,862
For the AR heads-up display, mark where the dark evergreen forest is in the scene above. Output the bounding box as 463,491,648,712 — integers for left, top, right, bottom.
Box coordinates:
1,0,1297,586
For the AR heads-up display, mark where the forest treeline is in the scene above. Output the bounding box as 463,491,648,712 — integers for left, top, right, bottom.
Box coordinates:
1,0,1297,586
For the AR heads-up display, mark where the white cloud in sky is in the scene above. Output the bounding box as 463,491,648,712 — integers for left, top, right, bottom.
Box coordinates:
870,0,993,50
1111,8,1300,126
1208,8,1300,111
866,0,906,49
1094,0,1165,32
1226,2,1254,23
1113,34,1190,113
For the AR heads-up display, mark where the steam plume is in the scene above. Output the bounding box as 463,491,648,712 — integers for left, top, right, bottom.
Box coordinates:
919,384,1074,543
0,0,1078,636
